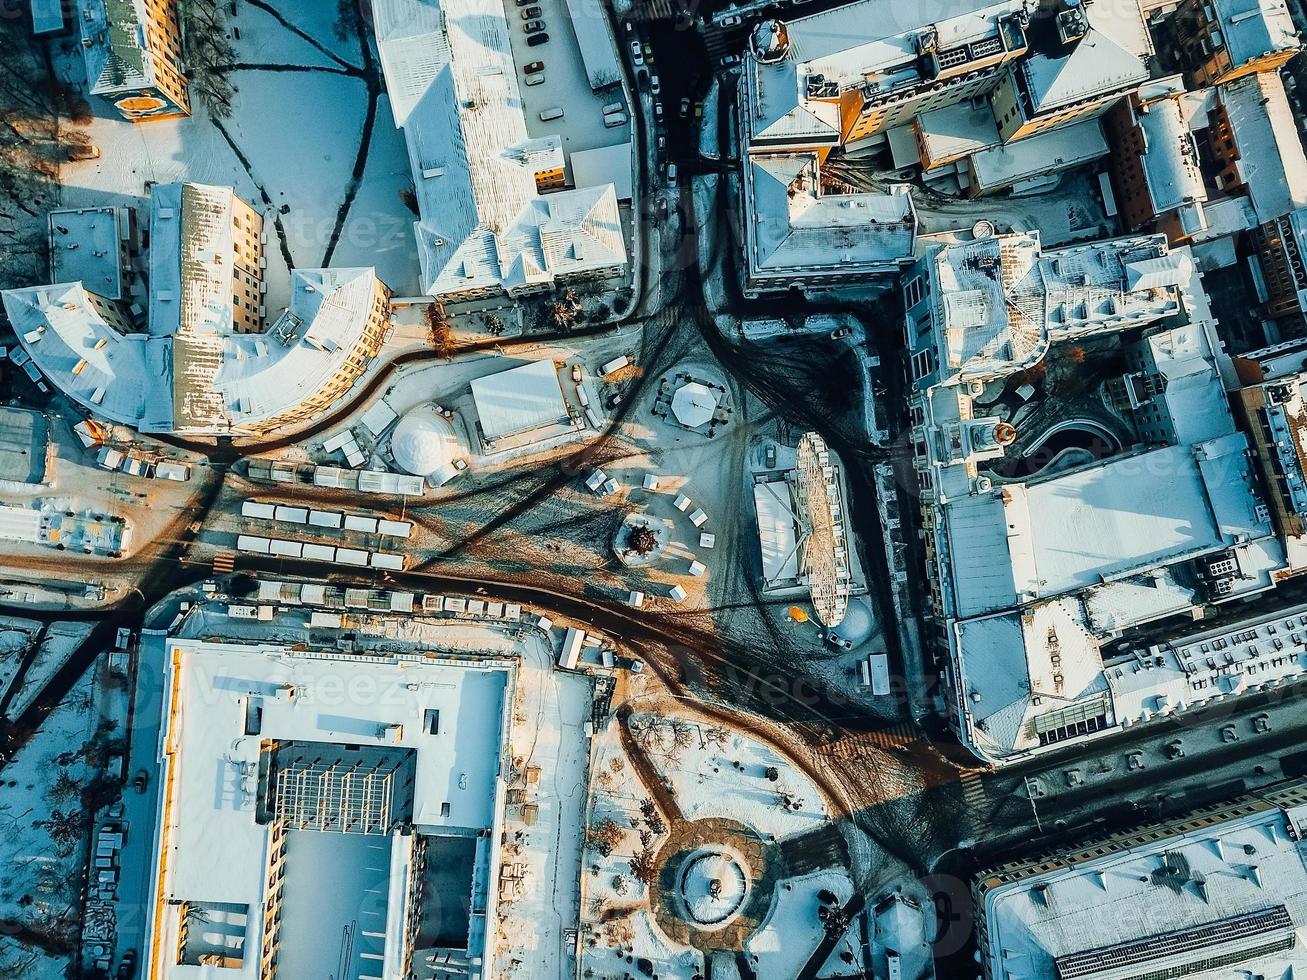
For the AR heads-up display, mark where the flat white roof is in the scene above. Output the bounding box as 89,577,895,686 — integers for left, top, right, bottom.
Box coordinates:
147,638,510,978
470,359,570,440
1218,70,1307,224
49,207,126,300
753,480,801,583
982,788,1307,980
571,142,634,201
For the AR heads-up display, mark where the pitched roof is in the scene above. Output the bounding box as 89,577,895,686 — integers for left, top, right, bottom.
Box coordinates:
77,0,153,94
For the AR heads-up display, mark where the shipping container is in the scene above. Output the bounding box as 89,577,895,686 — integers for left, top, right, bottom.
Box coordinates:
344,514,379,534
377,519,412,539
241,501,277,521
370,551,406,570
868,654,891,696
236,535,272,554
336,548,369,566
309,510,344,529
558,627,585,669
273,505,310,525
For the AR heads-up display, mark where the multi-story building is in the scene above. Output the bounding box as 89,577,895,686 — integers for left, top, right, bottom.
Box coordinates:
974,779,1307,979
737,0,1031,157
1250,207,1307,321
372,0,627,303
988,0,1151,145
48,205,137,302
150,183,266,336
1169,0,1300,86
143,635,513,979
1103,76,1209,242
1209,71,1307,225
1233,337,1307,570
2,183,392,436
76,0,189,120
903,231,1290,763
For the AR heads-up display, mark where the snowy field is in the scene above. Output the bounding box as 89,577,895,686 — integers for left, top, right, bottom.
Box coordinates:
49,0,422,306
0,663,102,978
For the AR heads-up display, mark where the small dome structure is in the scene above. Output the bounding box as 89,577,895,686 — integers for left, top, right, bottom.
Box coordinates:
671,382,720,429
679,849,749,926
751,19,789,63
828,597,875,648
390,405,459,477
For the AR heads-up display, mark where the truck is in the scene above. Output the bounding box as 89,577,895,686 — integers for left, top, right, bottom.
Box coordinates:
868,653,891,696
600,354,631,376
558,627,585,670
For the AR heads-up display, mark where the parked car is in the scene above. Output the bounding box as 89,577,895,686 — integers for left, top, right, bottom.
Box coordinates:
523,59,545,73
117,950,138,980
604,112,628,127
527,31,549,45
606,391,624,409
830,325,853,340
524,19,545,31
539,106,564,121
571,364,583,383
630,39,644,64
720,53,741,67
521,6,541,16
67,143,101,162
525,73,546,86
666,162,678,186
656,133,666,152
132,770,149,794
643,41,653,59
721,13,742,25
678,95,690,117
694,101,703,118
650,75,661,95
653,100,664,120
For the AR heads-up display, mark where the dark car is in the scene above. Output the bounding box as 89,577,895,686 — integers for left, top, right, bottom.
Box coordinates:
524,18,545,31
117,950,138,979
527,31,549,45
523,60,544,74
132,770,148,794
521,6,541,17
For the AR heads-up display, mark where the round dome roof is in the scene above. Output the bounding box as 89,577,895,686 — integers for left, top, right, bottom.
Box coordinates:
680,850,748,926
829,597,875,647
750,19,789,62
390,405,459,477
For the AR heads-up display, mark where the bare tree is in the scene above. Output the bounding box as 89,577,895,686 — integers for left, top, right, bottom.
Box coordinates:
180,0,238,118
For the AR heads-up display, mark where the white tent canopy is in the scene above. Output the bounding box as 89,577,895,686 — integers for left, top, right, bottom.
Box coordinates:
470,360,570,440
671,382,720,429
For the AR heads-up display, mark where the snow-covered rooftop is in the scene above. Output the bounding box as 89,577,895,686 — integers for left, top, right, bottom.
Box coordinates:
922,233,1188,384
1208,0,1299,68
753,479,802,584
144,638,511,979
980,784,1307,980
470,359,570,441
744,154,915,283
1018,0,1150,113
1134,93,1208,221
76,0,155,96
48,207,128,301
6,183,391,435
1217,70,1307,223
967,117,1108,191
371,0,627,297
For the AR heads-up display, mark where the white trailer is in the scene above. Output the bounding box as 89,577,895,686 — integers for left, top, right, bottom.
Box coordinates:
241,501,277,521
344,514,379,534
868,653,891,696
377,519,413,539
268,539,303,558
600,354,631,376
236,534,271,554
370,551,406,570
336,548,369,567
302,543,337,561
274,505,310,525
309,510,344,529
558,627,585,670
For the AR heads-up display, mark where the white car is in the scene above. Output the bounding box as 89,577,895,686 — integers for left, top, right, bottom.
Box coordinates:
650,75,661,95
525,72,545,86
720,53,741,67
720,13,741,25
630,40,644,64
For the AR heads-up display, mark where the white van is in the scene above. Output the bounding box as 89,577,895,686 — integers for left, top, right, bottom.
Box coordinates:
603,112,628,128
539,106,564,121
601,101,624,115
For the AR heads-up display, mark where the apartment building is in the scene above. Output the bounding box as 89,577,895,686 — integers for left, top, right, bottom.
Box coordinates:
76,0,189,120
1103,76,1208,242
974,779,1307,979
1169,0,1300,86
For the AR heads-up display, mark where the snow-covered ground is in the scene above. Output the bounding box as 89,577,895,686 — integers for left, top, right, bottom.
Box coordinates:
0,662,102,978
49,0,422,303
746,869,854,979
639,712,831,840
2,622,94,719
492,632,594,980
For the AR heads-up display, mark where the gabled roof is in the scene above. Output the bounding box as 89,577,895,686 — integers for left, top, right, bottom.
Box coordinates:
372,0,626,296
1210,0,1299,67
77,0,153,95
1218,71,1307,223
746,154,915,278
1020,26,1147,112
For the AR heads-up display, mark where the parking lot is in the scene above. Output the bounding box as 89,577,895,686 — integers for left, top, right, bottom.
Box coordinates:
503,0,634,180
